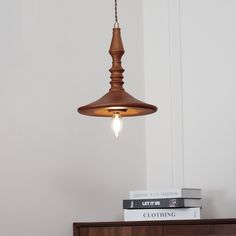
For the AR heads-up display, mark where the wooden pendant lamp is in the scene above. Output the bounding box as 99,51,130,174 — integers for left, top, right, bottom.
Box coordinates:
78,0,157,137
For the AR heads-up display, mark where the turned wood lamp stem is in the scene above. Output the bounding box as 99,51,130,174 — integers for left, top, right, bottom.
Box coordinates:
109,28,125,92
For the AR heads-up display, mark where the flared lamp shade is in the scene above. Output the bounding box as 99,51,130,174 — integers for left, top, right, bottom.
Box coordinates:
78,90,157,117
78,27,157,117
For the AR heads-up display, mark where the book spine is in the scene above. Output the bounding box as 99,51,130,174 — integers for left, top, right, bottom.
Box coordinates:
129,190,182,199
123,198,185,209
124,208,200,221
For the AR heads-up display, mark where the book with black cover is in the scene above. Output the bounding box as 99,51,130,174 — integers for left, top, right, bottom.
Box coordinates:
123,198,201,209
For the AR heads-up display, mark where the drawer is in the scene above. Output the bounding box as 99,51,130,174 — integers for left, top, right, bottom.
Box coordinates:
163,224,236,235
78,226,162,236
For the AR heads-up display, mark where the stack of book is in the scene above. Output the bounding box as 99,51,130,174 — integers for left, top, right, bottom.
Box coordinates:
123,188,202,221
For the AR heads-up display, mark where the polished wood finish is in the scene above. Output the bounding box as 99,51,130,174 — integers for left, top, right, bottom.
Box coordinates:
109,28,125,92
73,219,236,236
78,27,157,117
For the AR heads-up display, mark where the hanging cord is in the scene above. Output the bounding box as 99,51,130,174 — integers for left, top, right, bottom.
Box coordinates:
114,0,119,28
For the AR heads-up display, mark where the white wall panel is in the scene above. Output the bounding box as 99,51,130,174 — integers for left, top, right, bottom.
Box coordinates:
181,0,236,218
143,0,173,189
144,0,236,218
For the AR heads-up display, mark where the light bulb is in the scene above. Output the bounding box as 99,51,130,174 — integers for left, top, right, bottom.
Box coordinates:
112,113,122,138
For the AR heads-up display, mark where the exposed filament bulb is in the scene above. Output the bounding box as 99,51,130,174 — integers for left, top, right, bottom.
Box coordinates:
112,113,122,138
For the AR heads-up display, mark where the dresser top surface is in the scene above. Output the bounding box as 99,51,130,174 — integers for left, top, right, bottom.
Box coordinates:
74,219,236,228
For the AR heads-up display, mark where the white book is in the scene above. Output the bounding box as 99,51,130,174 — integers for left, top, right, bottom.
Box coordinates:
124,208,200,221
129,188,201,199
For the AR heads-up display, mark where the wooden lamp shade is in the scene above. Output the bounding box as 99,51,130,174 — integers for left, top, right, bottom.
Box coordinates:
78,27,157,117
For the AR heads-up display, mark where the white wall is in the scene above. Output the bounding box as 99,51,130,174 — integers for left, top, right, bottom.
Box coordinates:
0,0,145,235
144,0,236,218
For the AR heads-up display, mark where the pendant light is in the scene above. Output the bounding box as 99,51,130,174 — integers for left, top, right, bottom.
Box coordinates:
78,0,157,138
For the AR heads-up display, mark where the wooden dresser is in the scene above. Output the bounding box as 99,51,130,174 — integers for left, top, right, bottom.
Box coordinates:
73,219,236,236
